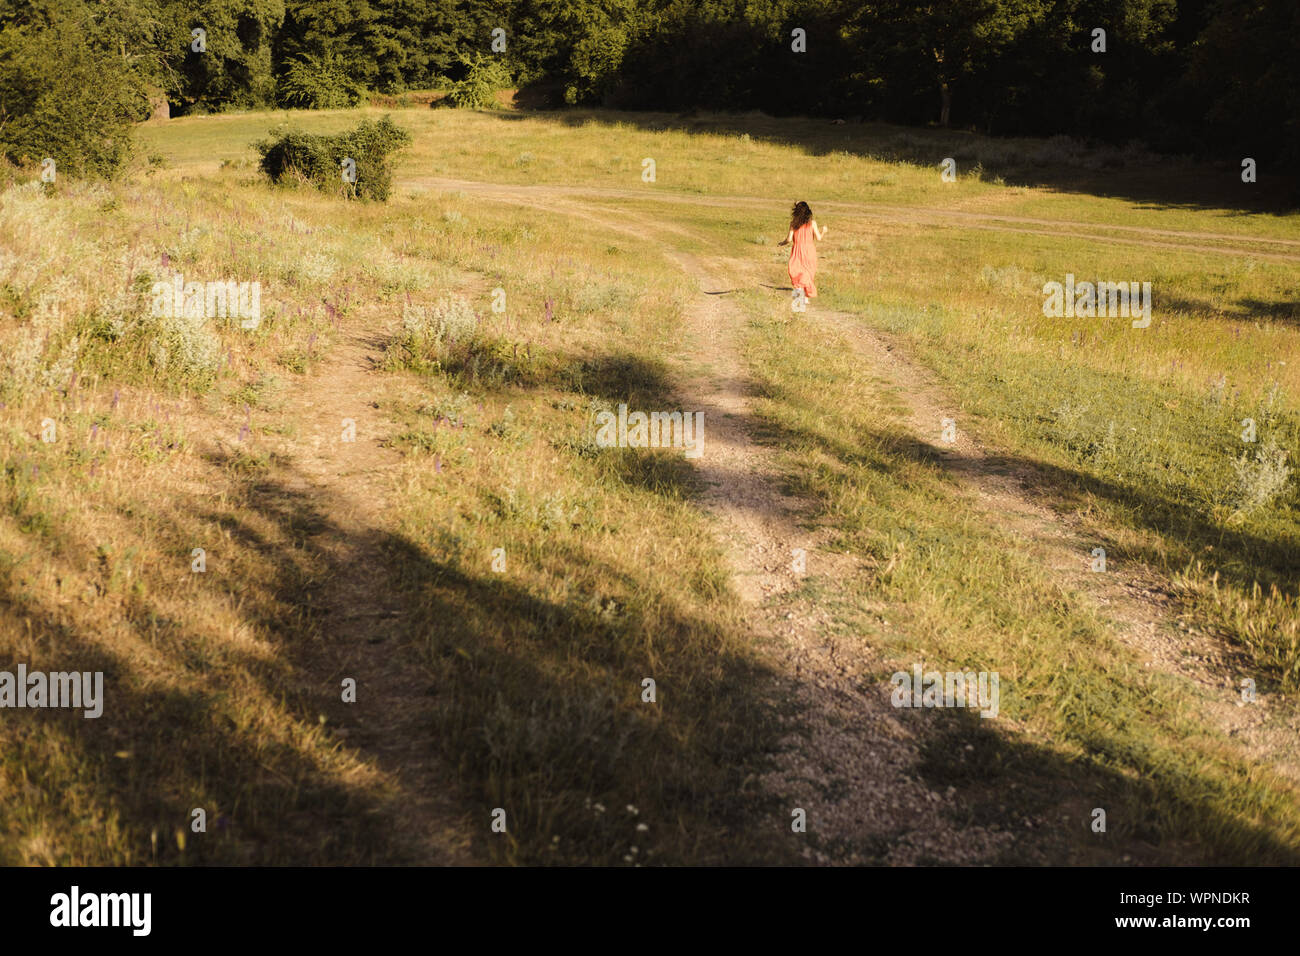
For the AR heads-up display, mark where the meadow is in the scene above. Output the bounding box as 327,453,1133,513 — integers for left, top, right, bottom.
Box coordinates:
0,101,1296,865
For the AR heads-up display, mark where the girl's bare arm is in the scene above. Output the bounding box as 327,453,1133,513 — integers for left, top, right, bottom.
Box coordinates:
812,220,828,240
778,229,794,246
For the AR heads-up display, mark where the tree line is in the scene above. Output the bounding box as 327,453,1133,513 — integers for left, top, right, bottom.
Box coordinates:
2,0,1296,178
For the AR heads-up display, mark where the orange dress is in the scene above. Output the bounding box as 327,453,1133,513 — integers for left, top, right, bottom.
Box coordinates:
788,223,818,298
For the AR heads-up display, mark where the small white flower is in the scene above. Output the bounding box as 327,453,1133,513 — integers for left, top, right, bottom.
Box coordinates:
636,822,648,832
593,802,606,813
626,804,638,815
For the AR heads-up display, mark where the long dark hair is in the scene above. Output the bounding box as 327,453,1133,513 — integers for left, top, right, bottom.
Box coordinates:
790,201,812,231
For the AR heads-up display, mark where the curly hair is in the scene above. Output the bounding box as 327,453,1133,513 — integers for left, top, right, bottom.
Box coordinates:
790,201,812,231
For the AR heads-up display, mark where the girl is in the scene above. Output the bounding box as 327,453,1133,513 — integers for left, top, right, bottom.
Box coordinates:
778,201,827,301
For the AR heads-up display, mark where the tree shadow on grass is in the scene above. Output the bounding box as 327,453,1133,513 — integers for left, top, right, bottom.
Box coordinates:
0,574,404,865
485,108,1300,214
1158,293,1300,329
3,427,803,864
725,399,1300,863
186,445,804,864
751,376,1298,606
8,418,1296,863
9,312,1297,864
911,708,1300,865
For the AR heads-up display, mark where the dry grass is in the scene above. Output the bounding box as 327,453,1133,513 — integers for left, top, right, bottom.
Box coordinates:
3,102,1297,865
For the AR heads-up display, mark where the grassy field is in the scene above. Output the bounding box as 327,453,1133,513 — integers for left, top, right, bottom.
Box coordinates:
1,101,1297,865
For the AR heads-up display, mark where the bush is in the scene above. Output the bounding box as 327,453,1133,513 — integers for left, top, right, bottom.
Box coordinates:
0,14,145,179
277,53,367,109
145,310,222,385
563,25,630,105
444,54,510,110
1233,438,1292,515
255,116,412,201
390,296,480,367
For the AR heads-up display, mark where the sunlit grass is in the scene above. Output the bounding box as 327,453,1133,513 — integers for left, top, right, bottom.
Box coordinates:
3,100,1297,864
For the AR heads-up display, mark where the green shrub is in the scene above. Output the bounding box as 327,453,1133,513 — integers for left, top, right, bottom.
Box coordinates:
277,53,367,110
254,116,412,201
444,54,510,110
563,24,630,105
0,14,145,179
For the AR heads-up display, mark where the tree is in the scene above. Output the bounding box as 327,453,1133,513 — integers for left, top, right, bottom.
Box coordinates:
0,0,150,177
872,0,1047,127
1185,0,1300,164
158,0,285,113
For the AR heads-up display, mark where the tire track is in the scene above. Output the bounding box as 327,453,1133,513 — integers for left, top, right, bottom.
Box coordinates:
414,177,1044,862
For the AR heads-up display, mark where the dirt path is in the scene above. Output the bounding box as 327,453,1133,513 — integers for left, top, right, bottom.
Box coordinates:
801,304,1300,785
408,177,1300,263
408,174,1300,852
700,230,1300,784
672,250,1042,864
682,246,1300,853
412,178,1055,861
257,316,477,864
